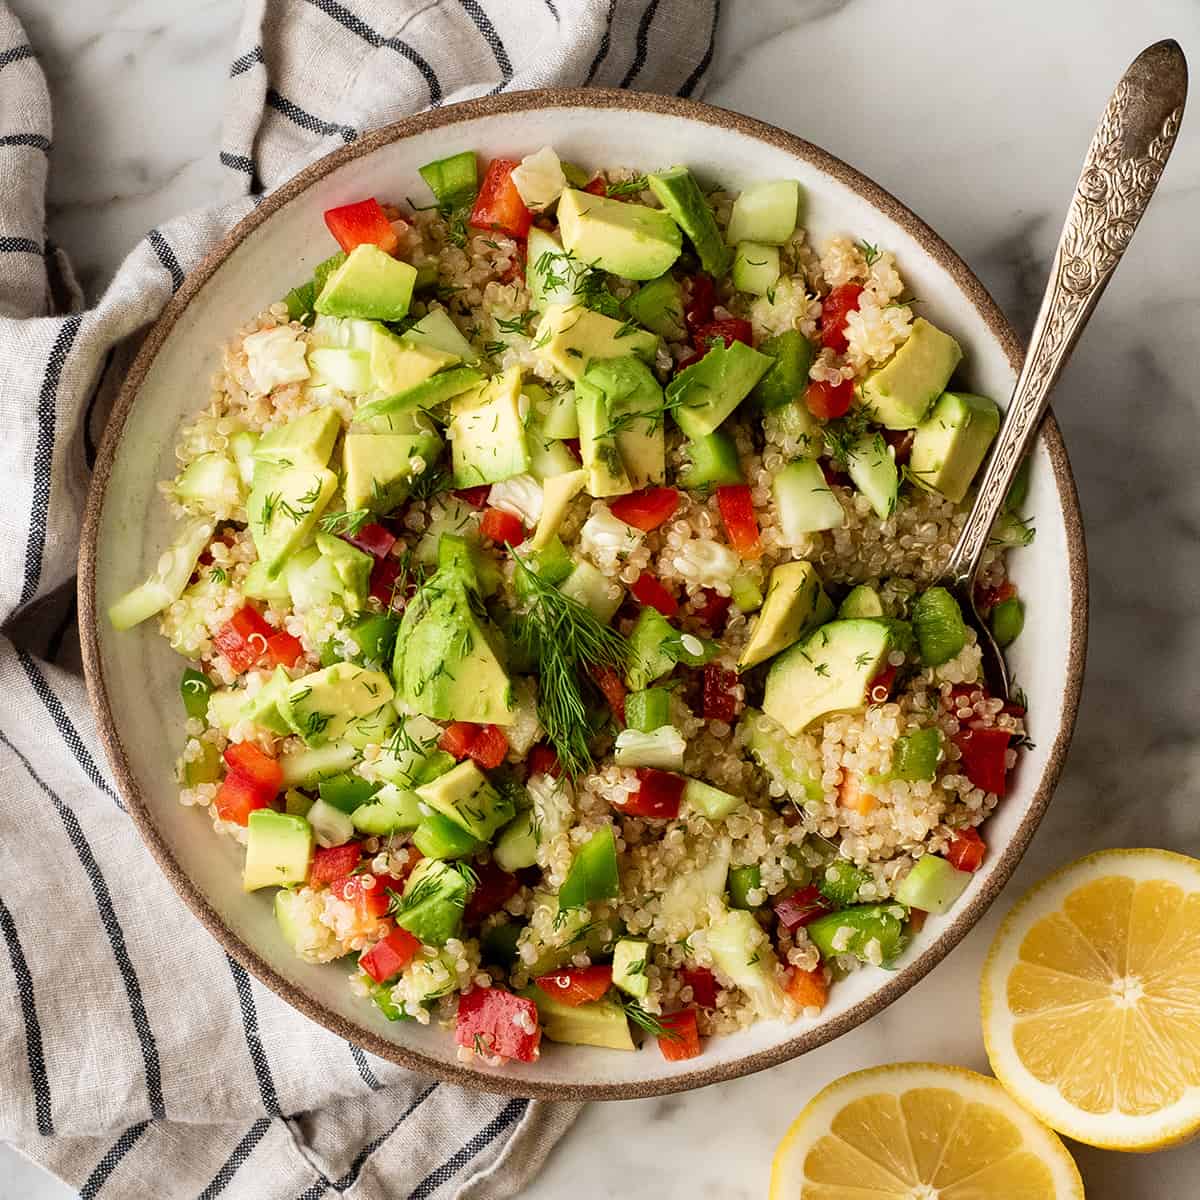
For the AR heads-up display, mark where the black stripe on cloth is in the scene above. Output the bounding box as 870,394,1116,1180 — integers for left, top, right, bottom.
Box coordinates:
79,1121,151,1200
303,0,444,108
455,0,512,86
227,955,282,1115
0,235,42,253
407,1098,528,1200
19,313,82,608
349,1042,383,1091
0,44,35,71
542,0,560,20
0,132,49,151
0,731,166,1117
620,0,662,88
229,45,264,76
0,892,53,1134
678,0,720,97
219,151,256,176
17,646,122,806
584,0,616,85
266,89,358,143
147,228,185,293
197,1116,273,1200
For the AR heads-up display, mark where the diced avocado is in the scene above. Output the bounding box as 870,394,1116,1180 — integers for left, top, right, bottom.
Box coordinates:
896,855,972,915
891,728,942,782
807,903,909,966
401,308,478,362
538,383,580,440
355,366,484,425
530,469,587,551
449,366,531,486
861,318,963,429
845,434,899,520
351,783,423,835
772,458,845,540
527,227,587,310
626,606,677,690
494,809,539,873
707,908,787,1019
279,663,394,746
413,809,482,859
728,864,761,910
624,273,686,340
243,810,313,891
912,586,967,667
838,584,884,619
279,741,359,788
315,243,417,322
556,187,682,280
991,597,1024,648
242,560,291,604
679,430,741,490
416,759,515,843
307,797,356,847
612,938,650,999
241,667,293,735
108,518,214,631
314,532,372,613
817,860,871,906
646,166,729,276
533,302,658,382
909,391,1001,503
575,375,630,498
370,323,459,394
393,858,472,946
763,619,893,735
559,825,619,908
683,778,743,821
247,462,337,577
576,355,665,491
725,179,801,246
625,687,671,733
523,987,635,1050
557,560,622,624
419,149,477,207
174,452,243,514
667,340,776,440
343,430,442,512
732,242,781,295
254,407,342,470
753,331,813,411
739,561,831,670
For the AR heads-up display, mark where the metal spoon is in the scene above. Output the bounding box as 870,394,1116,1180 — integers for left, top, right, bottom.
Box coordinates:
939,38,1187,698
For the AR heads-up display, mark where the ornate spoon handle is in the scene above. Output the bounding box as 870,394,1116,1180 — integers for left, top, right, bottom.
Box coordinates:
943,39,1187,588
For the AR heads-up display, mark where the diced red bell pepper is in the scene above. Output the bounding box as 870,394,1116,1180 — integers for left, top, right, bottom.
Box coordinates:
455,987,541,1063
884,429,915,466
480,507,525,546
805,377,855,420
464,861,522,924
469,160,533,240
657,1009,701,1062
868,664,898,704
534,965,614,1007
681,966,718,1009
453,485,492,508
265,630,305,670
527,745,562,779
947,682,988,709
774,884,832,931
693,318,753,351
702,664,738,724
975,580,1017,613
323,198,400,255
623,769,685,820
359,926,421,983
945,827,986,873
375,858,422,892
583,176,608,196
715,484,762,559
222,742,283,795
331,873,392,923
468,724,509,771
439,721,482,760
785,966,829,1011
684,274,716,333
695,588,731,631
369,558,409,612
563,437,582,462
953,727,1011,797
820,458,848,486
214,772,272,826
819,282,864,353
213,604,273,674
310,843,363,886
609,487,680,532
591,665,627,724
630,571,678,618
345,522,396,560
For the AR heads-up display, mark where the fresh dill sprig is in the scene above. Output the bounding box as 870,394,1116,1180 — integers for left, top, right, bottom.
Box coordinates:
208,566,228,584
821,404,873,469
409,463,451,502
318,508,372,537
622,1000,682,1041
605,175,649,198
601,392,688,438
857,240,882,267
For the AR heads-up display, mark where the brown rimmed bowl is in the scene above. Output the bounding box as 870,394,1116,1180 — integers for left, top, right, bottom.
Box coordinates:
79,89,1087,1101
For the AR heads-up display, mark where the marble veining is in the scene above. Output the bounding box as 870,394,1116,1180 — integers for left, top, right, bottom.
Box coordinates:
4,1,1200,1197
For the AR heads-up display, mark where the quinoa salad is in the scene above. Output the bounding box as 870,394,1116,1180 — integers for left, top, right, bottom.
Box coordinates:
110,147,1034,1068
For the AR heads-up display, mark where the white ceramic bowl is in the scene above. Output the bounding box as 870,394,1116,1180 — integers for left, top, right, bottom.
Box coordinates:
80,91,1087,1100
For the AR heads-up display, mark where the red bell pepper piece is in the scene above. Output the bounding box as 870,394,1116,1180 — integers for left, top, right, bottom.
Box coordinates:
953,727,1011,797
609,487,680,532
693,318,754,351
455,987,541,1063
453,485,492,508
716,484,762,559
695,588,731,631
323,198,400,255
265,630,305,670
214,772,272,826
534,965,614,1007
464,861,521,924
469,160,533,239
439,721,482,760
805,377,855,420
774,884,833,931
681,966,718,1009
310,843,363,886
213,604,273,674
222,742,283,795
818,282,864,353
657,1009,701,1061
359,926,421,983
946,682,988,710
527,745,562,779
683,274,716,333
630,571,678,618
591,665,627,724
480,507,525,546
623,769,684,820
868,664,898,704
582,176,608,196
468,724,509,771
563,437,582,462
331,873,392,923
884,429,915,466
702,664,738,724
344,522,396,561
975,579,1017,614
945,827,986,873
368,558,413,612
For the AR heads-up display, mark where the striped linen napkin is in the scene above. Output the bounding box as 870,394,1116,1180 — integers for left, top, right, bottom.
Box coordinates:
0,2,721,1196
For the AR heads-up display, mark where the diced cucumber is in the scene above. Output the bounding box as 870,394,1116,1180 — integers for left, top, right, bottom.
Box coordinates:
228,431,260,488
393,858,472,946
807,903,909,966
678,430,741,490
838,584,884,619
682,777,742,820
845,434,899,520
307,798,356,847
725,179,801,246
402,308,478,362
912,587,967,666
626,606,678,690
707,908,787,1019
558,560,621,624
773,459,845,540
514,537,575,600
891,729,942,781
612,938,650,999
108,518,214,631
1006,458,1031,512
752,331,813,410
613,726,686,771
624,687,671,733
624,274,686,341
351,783,423,835
895,855,971,915
731,242,781,295
527,227,585,311
308,347,372,395
816,860,871,906
494,810,539,873
991,597,1024,647
659,838,731,931
205,689,245,732
279,742,359,788
731,572,764,613
183,741,222,787
539,385,580,440
728,864,761,910
990,510,1036,550
174,452,243,513
419,150,477,207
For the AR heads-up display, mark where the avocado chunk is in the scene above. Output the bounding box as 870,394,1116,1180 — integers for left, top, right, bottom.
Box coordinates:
522,987,635,1050
739,561,832,669
449,366,531,486
845,433,899,519
313,532,372,613
526,227,588,311
533,302,658,382
315,243,417,322
707,908,787,1019
646,166,730,276
556,187,682,280
342,429,444,512
667,340,776,439
575,356,665,493
279,663,394,746
530,468,587,551
241,666,294,735
355,366,484,425
762,619,892,735
624,273,686,340
415,759,516,843
909,391,1001,503
247,462,338,577
243,810,313,891
611,937,651,999
575,377,630,498
838,584,884,619
392,858,472,946
370,324,459,394
753,331,813,411
861,317,963,429
725,179,801,246
253,407,342,470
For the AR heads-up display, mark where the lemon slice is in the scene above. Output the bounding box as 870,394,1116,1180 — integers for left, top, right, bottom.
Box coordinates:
770,1062,1083,1198
982,848,1200,1150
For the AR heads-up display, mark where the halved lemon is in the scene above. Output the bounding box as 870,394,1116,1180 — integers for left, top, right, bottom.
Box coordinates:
770,1062,1083,1198
982,848,1200,1151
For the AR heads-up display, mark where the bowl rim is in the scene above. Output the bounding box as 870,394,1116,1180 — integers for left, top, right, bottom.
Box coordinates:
77,86,1088,1102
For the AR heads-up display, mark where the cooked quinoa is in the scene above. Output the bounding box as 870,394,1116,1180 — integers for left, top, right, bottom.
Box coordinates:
112,147,1030,1068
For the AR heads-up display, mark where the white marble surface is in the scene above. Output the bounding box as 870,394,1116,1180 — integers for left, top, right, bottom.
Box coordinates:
5,0,1200,1196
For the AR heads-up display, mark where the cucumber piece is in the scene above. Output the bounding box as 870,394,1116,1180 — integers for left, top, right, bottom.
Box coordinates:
626,606,677,690
678,430,741,490
991,597,1024,647
174,452,243,512
108,518,214,631
413,810,482,860
990,511,1036,550
838,584,884,619
817,860,871,906
912,587,967,666
559,826,619,908
558,560,622,624
772,459,845,539
308,347,372,395
611,938,650,999
728,864,761,910
731,241,781,295
624,274,686,341
624,687,671,733
891,729,942,782
527,227,585,311
227,431,259,488
753,331,813,410
707,908,787,1019
307,797,356,847
539,385,580,440
895,855,971,915
682,777,742,821
807,903,908,965
419,150,477,207
613,726,686,771
725,179,800,246
514,536,575,599
351,784,423,835
279,742,359,788
183,741,222,787
402,309,478,362
845,434,899,520
1005,458,1031,512
731,572,764,613
494,810,539,873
